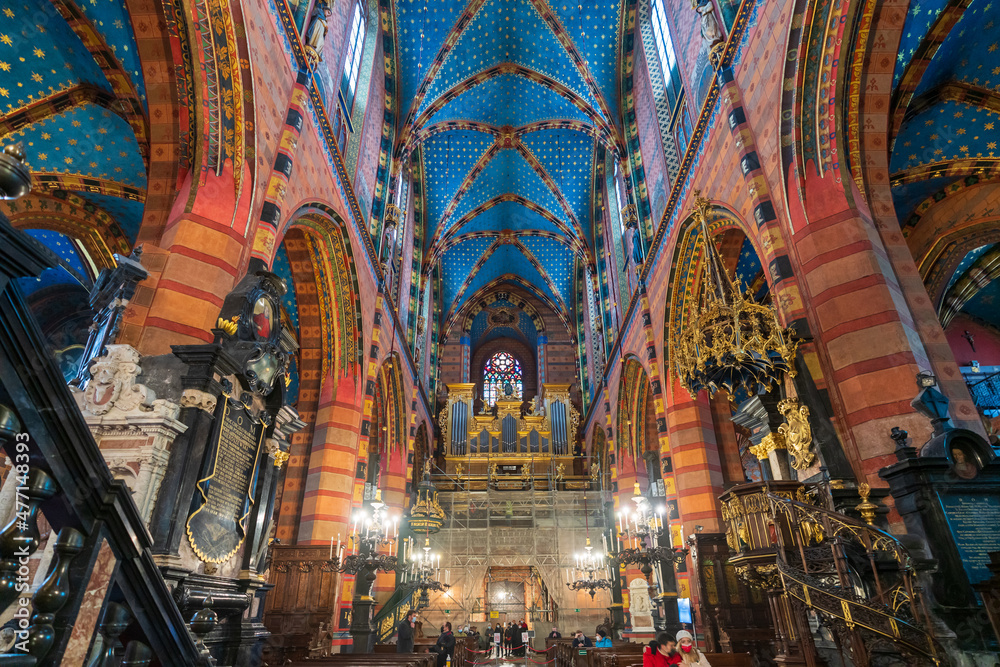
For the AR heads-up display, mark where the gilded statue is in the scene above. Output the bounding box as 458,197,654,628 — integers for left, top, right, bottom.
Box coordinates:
777,398,815,470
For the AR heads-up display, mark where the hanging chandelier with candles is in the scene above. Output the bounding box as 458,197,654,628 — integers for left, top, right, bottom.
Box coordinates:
616,484,687,589
331,489,401,577
565,537,614,599
402,537,450,609
673,191,799,398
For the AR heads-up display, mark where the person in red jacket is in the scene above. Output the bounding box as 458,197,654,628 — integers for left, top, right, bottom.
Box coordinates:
643,638,680,667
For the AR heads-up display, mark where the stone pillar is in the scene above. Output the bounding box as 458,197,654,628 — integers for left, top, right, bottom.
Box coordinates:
665,378,725,532
294,374,362,545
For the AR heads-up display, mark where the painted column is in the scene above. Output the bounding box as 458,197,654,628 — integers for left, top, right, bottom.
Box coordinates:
250,71,310,267
665,376,725,534
536,334,547,388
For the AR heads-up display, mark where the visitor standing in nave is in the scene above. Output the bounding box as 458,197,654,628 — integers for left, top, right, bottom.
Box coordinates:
433,622,455,667
474,626,489,655
396,610,416,653
504,621,515,656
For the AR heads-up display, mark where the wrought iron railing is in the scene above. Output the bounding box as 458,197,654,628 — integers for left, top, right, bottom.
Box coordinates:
721,482,939,666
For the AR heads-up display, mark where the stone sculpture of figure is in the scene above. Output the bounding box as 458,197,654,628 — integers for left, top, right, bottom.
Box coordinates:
628,577,654,631
692,0,723,46
305,0,332,66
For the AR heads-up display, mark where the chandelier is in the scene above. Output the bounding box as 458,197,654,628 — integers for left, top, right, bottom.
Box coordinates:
673,191,798,398
565,537,613,599
616,484,687,591
402,538,450,609
332,489,400,577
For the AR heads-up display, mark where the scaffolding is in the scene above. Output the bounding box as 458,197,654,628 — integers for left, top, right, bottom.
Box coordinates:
416,470,610,632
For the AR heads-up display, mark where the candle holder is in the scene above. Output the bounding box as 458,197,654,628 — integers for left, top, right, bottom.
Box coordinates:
566,538,614,599
401,538,449,609
613,484,689,584
330,489,402,654
329,489,401,578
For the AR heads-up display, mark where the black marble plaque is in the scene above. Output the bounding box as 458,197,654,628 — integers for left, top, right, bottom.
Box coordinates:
940,493,1000,583
186,399,265,563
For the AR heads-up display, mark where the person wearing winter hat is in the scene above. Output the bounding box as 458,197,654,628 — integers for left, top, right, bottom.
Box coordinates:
675,630,711,666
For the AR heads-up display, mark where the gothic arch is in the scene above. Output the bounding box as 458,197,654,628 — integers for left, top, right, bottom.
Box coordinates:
281,204,365,382
615,355,657,466
377,354,407,463
2,191,128,272
461,291,547,338
590,426,612,493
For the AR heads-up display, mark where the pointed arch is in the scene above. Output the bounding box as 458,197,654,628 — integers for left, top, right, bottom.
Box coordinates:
615,355,655,464
281,204,365,383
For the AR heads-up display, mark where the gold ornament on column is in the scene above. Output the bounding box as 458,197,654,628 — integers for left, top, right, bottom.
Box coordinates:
384,203,401,230
748,432,785,462
855,483,878,526
777,399,815,470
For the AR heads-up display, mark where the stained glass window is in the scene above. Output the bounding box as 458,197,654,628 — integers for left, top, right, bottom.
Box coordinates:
482,352,523,406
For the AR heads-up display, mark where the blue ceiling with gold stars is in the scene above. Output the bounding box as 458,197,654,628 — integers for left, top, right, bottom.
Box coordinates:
912,0,1000,98
2,0,148,249
394,0,622,332
888,0,1000,333
889,0,1000,222
892,0,950,89
891,100,1000,174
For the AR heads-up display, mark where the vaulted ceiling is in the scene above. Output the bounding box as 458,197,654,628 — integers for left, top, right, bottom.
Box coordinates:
1,0,149,244
889,0,1000,332
393,0,626,331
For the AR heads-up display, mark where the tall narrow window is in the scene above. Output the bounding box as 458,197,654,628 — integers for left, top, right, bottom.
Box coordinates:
650,0,683,113
482,352,523,406
342,0,366,111
614,163,626,237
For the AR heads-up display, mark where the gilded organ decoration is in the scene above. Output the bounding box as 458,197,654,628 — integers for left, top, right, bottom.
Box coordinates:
435,383,584,486
777,399,815,470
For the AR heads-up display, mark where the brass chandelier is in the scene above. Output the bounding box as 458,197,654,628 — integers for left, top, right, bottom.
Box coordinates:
674,192,799,398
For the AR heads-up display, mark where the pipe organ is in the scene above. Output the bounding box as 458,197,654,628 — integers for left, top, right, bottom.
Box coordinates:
436,383,583,488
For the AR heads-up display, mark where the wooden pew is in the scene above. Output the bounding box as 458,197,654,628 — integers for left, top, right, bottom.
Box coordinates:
590,649,753,667
580,643,644,667
703,653,752,667
283,654,436,667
